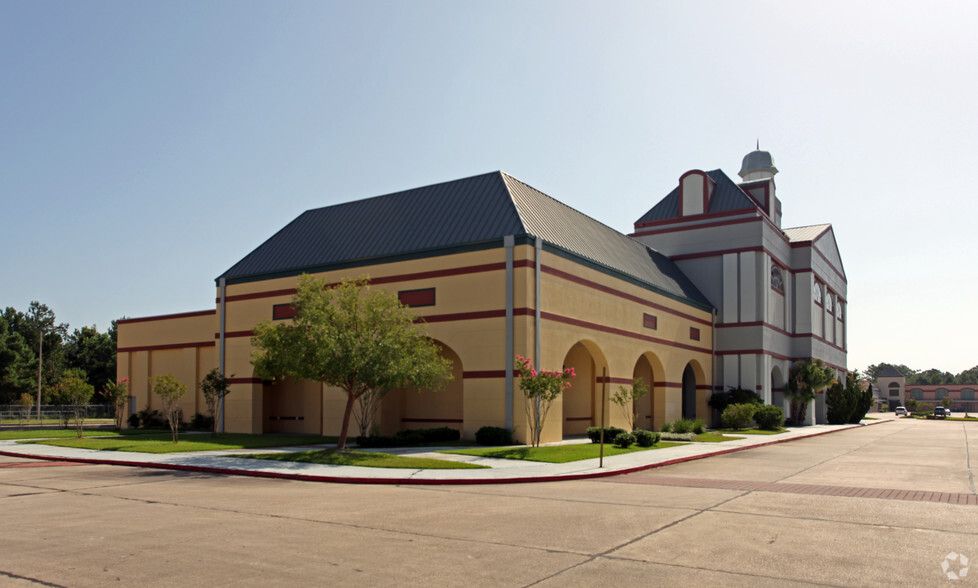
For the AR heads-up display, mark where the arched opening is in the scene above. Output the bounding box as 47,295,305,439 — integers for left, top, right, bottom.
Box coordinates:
631,352,665,431
771,365,785,412
381,341,464,437
262,376,323,435
682,364,697,420
561,343,596,437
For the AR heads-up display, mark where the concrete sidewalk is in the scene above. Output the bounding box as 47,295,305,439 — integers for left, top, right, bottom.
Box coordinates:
0,419,890,485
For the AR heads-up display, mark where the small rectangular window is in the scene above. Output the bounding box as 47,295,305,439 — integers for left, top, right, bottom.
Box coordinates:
643,313,657,330
398,288,436,307
272,304,297,320
690,327,700,341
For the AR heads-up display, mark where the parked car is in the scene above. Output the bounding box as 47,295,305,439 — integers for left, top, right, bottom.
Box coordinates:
895,406,908,416
934,406,949,418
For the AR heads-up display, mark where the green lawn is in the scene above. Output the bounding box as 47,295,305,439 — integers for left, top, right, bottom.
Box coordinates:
439,441,687,464
22,433,338,454
0,429,123,440
693,432,744,443
711,428,786,435
237,449,487,469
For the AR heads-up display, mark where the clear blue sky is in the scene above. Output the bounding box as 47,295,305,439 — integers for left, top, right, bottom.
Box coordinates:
2,1,975,374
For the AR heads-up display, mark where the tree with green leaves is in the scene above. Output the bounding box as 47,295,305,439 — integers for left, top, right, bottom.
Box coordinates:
786,358,836,425
940,396,953,409
199,368,232,437
54,370,94,437
0,315,35,404
15,392,34,425
611,377,648,431
65,325,116,393
152,374,186,443
101,378,130,429
251,275,453,450
863,363,916,381
515,354,575,447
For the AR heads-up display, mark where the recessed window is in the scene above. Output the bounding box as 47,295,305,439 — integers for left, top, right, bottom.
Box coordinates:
398,288,435,307
272,303,297,320
690,327,700,341
936,388,949,400
643,313,658,330
962,389,975,400
910,389,924,400
825,292,833,313
837,302,844,320
813,282,822,305
770,266,784,292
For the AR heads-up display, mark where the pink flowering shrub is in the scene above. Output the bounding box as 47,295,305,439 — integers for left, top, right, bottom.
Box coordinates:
515,355,575,446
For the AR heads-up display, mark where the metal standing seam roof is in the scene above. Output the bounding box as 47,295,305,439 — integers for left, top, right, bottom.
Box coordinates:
218,171,711,308
635,169,758,224
783,224,832,243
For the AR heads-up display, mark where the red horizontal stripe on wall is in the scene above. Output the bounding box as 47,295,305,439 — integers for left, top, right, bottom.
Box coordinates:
462,370,515,379
540,311,710,355
696,385,711,390
632,207,757,230
416,309,505,323
400,418,463,423
596,376,633,385
541,266,712,327
117,341,215,353
219,262,518,304
398,288,436,307
215,330,255,339
117,310,216,325
565,416,592,422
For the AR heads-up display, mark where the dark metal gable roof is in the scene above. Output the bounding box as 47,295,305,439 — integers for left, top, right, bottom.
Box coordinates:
636,169,756,224
219,171,711,309
220,172,523,282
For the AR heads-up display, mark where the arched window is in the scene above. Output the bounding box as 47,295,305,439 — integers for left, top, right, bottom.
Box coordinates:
771,266,784,292
936,388,949,400
813,282,823,305
888,382,900,397
825,292,833,313
836,301,843,320
910,389,924,400
962,389,975,400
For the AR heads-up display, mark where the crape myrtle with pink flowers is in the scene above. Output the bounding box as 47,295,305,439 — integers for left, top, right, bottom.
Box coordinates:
515,354,575,447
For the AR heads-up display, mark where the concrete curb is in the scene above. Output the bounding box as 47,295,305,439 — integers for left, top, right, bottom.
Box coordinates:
0,419,891,485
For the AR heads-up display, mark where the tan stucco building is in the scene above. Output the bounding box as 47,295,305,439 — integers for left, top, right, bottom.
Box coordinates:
118,149,847,442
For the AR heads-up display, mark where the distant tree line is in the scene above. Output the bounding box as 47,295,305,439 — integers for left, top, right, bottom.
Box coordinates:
0,301,119,405
864,363,978,385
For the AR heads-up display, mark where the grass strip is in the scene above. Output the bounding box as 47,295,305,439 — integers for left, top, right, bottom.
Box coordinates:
0,429,123,440
439,441,687,464
22,433,338,454
711,428,786,435
693,432,744,443
237,449,487,469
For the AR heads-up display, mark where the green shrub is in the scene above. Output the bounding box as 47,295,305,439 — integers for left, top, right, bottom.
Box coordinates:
690,419,705,434
721,403,757,430
672,418,696,434
633,429,660,447
708,387,763,413
357,426,461,448
753,405,785,430
475,426,513,446
660,421,673,433
587,426,626,444
614,432,636,448
188,413,214,431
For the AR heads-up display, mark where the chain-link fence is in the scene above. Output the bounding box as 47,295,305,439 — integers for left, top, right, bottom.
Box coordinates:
0,404,115,425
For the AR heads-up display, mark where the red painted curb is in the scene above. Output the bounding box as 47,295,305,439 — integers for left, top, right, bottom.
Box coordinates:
0,420,890,486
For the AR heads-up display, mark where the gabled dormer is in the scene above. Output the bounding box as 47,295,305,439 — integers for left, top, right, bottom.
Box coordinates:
678,169,716,217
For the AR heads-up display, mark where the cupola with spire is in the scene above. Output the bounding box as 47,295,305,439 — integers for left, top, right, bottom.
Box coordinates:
738,142,779,182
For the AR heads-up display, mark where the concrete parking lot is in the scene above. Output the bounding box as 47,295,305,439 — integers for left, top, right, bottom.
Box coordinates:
0,416,975,586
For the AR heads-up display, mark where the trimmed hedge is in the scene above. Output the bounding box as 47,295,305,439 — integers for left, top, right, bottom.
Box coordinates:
475,426,513,446
721,403,757,430
356,427,460,448
614,432,636,448
587,426,627,444
753,405,785,430
633,429,660,447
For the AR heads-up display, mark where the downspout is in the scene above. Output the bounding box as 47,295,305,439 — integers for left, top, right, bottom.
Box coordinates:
712,307,717,418
504,236,514,431
535,237,542,367
218,277,227,433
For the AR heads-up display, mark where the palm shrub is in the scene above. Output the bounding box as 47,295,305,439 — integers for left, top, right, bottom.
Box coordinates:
721,403,756,429
753,405,785,430
786,359,836,425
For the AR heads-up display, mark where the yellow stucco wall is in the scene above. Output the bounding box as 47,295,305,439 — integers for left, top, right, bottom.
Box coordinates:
118,241,715,443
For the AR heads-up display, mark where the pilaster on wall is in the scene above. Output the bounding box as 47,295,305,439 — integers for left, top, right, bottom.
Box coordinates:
738,252,757,322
